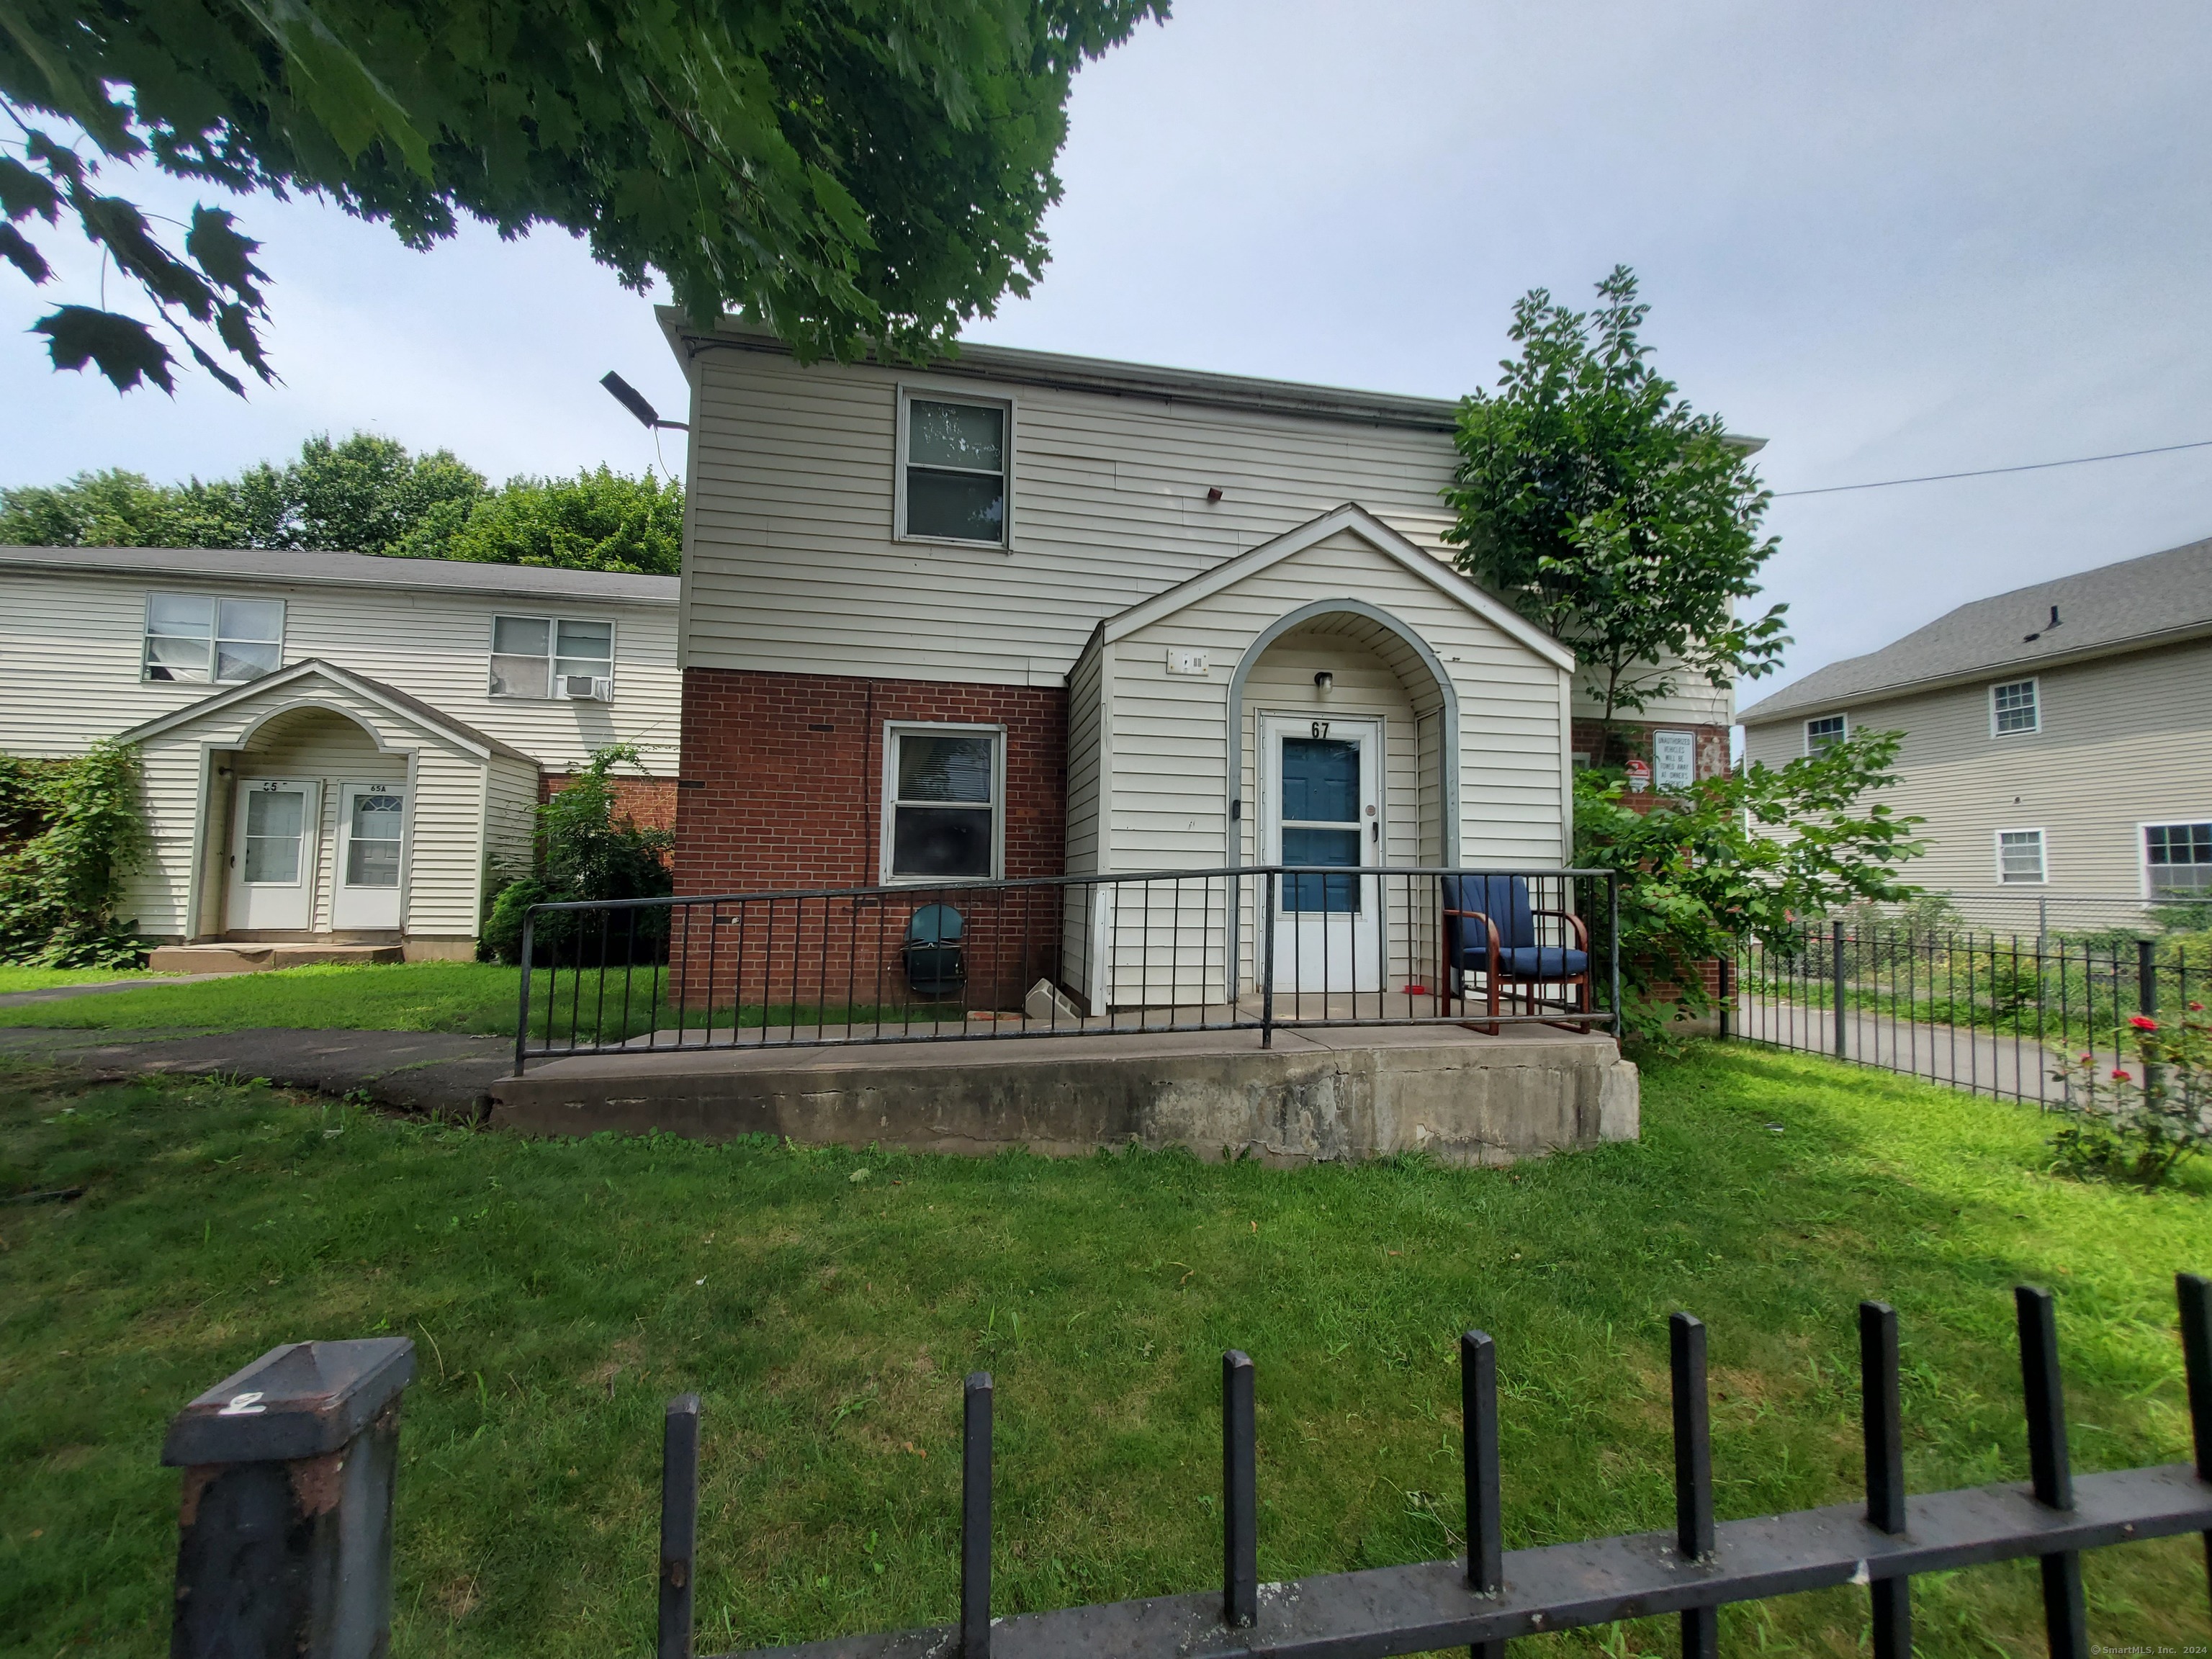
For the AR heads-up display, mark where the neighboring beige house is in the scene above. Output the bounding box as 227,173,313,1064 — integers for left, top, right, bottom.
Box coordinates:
0,546,679,961
1737,536,2212,915
661,314,1741,1006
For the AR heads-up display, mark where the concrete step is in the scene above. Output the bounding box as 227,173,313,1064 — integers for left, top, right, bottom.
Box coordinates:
146,943,405,974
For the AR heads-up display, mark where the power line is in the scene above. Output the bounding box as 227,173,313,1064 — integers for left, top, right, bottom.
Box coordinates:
1771,437,2212,498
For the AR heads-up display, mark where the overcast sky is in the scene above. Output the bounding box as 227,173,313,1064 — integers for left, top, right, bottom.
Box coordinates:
6,0,2208,704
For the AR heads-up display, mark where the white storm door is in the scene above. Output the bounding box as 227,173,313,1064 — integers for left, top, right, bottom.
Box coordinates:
1261,714,1382,994
333,783,407,930
228,778,319,931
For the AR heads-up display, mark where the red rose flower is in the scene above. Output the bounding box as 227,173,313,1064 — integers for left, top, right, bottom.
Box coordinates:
2113,1068,2132,1080
2192,1002,2206,1012
2130,1015,2159,1031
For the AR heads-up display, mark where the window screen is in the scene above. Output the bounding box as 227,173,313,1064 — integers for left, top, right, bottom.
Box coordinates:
144,593,284,683
904,398,1007,544
2146,822,2212,896
1992,679,2039,734
888,731,997,878
491,615,614,698
1998,830,2046,884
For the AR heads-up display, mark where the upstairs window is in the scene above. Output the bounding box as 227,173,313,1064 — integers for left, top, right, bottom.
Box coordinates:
899,394,1009,545
1991,678,2039,735
1997,828,2046,884
490,616,615,699
143,593,284,683
2146,822,2212,897
882,724,1001,881
1804,714,1847,753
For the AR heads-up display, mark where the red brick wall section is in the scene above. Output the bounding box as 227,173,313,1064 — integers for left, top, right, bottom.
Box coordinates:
540,773,679,835
668,667,1068,1011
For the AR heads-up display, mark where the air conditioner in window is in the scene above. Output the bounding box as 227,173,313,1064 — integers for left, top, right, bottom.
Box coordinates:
562,675,612,701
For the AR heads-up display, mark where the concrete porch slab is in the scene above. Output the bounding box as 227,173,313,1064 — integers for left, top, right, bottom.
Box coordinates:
489,1023,1640,1166
148,943,405,974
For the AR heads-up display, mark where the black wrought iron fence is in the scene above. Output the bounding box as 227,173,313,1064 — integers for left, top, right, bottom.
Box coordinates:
157,1276,2212,1658
649,1276,2210,1659
1732,919,2199,1104
512,866,1621,1070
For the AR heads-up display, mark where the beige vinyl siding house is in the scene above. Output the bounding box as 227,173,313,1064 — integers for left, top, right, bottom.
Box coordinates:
667,318,1616,1011
0,546,679,958
1739,536,2212,918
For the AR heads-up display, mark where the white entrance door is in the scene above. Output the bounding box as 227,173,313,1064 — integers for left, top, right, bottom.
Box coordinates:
1260,714,1382,994
333,783,407,930
228,778,320,931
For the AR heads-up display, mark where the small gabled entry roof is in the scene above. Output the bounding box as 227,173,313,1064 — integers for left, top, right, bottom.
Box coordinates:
1098,503,1577,673
114,658,540,767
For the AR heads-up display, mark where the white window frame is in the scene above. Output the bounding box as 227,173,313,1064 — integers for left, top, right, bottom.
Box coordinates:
894,385,1015,550
2139,819,2212,900
1803,713,1848,755
141,591,286,685
1995,827,2048,886
878,721,1006,885
1990,676,2041,737
487,613,619,701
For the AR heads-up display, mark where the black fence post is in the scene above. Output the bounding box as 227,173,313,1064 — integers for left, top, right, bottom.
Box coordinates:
2141,938,2164,1098
1671,1313,1717,1659
515,907,536,1074
1259,876,1277,1050
1462,1331,1504,1659
1608,872,1622,1035
961,1374,993,1658
1832,918,1848,1061
660,1394,701,1659
2017,1286,2087,1659
1223,1350,1257,1628
162,1339,414,1659
1859,1301,1910,1659
2177,1274,2212,1616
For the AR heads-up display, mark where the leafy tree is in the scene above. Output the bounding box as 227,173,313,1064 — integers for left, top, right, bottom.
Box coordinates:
1444,266,1790,747
446,467,682,575
1,0,1166,395
0,740,148,967
1,431,487,555
1574,730,1924,1038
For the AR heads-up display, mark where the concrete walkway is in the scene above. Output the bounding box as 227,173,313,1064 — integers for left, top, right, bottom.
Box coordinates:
0,1027,511,1117
1730,993,2105,1104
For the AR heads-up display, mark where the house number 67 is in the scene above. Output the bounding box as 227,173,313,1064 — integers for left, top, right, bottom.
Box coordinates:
1310,721,1329,739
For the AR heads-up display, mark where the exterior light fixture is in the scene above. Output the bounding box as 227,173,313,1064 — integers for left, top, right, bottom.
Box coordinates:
1313,671,1334,695
600,371,691,432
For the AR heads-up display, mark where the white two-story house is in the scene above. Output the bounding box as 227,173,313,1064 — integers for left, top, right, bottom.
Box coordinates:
1738,535,2212,922
0,546,679,961
660,314,1737,1007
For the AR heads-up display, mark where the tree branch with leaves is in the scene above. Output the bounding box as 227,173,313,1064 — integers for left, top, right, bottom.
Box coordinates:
1444,266,1790,746
1,0,1166,394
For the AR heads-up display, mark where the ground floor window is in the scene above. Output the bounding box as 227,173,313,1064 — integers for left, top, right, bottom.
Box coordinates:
1997,827,2046,884
881,723,1002,881
2146,821,2212,896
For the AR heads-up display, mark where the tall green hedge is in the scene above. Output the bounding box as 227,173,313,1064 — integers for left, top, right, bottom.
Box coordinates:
0,741,148,967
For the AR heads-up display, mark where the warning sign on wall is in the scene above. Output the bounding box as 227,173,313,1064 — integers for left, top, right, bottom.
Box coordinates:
1624,756,1651,794
1653,729,1696,791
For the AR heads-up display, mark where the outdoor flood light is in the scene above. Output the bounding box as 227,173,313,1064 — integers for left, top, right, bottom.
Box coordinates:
600,371,690,432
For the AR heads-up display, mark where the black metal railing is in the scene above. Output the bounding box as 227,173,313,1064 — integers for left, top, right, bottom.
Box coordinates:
1733,918,2200,1104
513,866,1621,1071
632,1274,2212,1659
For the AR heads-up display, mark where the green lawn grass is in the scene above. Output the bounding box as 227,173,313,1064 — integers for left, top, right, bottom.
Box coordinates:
0,958,909,1043
4,1046,2208,1657
0,965,168,994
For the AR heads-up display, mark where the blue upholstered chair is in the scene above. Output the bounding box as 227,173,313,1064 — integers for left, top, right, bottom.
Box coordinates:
1439,873,1592,1032
902,903,966,999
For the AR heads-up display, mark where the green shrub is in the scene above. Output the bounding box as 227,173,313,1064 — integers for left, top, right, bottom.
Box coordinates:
0,741,148,967
480,747,671,965
2049,1007,2212,1189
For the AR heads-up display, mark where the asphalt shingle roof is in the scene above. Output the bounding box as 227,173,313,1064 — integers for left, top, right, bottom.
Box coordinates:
1737,534,2212,725
0,544,677,604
